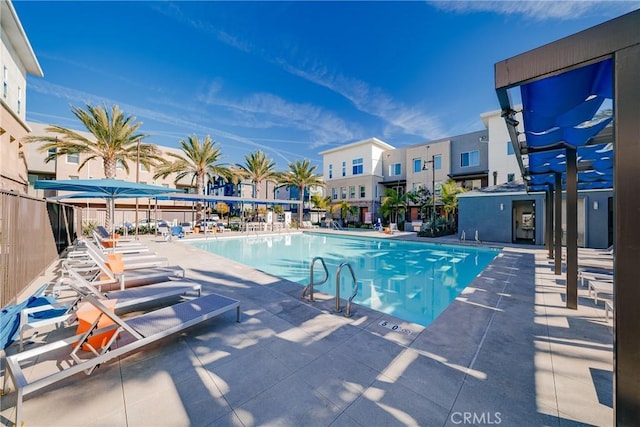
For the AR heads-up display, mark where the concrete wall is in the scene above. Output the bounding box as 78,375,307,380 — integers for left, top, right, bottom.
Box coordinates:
458,192,545,245
459,189,613,248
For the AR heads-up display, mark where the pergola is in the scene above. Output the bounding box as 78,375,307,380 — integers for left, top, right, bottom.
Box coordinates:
495,10,639,424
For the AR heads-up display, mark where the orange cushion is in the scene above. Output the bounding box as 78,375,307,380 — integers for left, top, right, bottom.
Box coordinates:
74,299,118,351
100,253,124,281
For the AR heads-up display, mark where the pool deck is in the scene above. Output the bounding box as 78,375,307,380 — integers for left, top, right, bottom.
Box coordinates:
1,230,613,426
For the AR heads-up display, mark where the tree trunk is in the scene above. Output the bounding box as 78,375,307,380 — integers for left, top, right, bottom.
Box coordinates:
196,173,205,221
298,185,305,227
103,158,116,233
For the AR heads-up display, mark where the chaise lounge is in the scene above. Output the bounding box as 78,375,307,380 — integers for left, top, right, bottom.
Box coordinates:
3,292,240,426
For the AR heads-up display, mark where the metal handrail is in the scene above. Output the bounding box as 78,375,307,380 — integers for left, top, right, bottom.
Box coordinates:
302,256,329,301
335,262,358,317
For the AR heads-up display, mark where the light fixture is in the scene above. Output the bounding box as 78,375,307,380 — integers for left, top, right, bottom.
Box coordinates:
593,201,599,210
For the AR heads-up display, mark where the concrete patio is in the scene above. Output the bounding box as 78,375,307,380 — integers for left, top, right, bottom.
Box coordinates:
1,231,613,426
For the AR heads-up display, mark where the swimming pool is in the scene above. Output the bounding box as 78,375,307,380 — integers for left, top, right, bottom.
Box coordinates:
189,233,499,327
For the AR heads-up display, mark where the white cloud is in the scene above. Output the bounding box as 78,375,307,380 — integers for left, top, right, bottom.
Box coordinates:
200,91,360,149
161,3,444,142
279,61,445,140
27,80,307,165
428,0,638,21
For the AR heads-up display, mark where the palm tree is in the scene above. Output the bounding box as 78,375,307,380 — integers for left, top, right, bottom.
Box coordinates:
153,134,231,221
310,194,331,212
379,188,408,224
278,159,324,226
440,179,467,221
335,200,358,226
22,104,162,230
236,150,278,200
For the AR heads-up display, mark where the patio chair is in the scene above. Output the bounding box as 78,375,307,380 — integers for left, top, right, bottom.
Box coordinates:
60,254,185,292
588,279,613,305
180,222,192,234
171,225,184,239
92,230,150,253
17,269,202,351
96,225,135,242
68,240,170,270
3,291,240,426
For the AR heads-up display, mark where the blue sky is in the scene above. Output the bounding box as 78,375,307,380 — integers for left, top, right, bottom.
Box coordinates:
15,1,638,169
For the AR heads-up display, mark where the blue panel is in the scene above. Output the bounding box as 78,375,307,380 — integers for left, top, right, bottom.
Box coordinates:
521,58,612,142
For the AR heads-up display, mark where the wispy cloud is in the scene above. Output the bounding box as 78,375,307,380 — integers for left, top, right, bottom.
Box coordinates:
428,0,638,21
26,80,307,165
278,60,445,140
161,3,445,142
152,2,253,53
200,91,360,149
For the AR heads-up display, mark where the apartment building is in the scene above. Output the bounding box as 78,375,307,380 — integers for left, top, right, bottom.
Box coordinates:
0,0,43,193
319,111,524,225
319,137,394,223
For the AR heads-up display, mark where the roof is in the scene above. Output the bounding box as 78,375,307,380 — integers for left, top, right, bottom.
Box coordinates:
318,137,395,155
2,0,43,77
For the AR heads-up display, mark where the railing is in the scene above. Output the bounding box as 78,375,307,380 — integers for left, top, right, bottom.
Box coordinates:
330,221,343,230
335,262,358,318
301,256,329,302
0,190,79,307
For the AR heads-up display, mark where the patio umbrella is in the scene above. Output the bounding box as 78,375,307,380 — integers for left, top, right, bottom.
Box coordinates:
34,178,175,235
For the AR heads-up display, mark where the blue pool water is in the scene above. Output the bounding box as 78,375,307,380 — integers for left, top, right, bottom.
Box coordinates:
189,233,499,327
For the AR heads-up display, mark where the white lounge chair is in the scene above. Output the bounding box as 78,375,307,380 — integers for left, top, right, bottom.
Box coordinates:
61,255,185,292
18,269,201,351
91,230,150,254
68,240,170,270
3,292,240,426
588,279,613,305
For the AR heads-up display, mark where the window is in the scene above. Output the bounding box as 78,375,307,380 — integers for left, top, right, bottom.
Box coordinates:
67,153,79,164
116,160,124,169
359,185,365,198
17,87,22,113
2,66,7,98
461,150,479,167
352,158,363,175
47,148,56,156
69,175,79,180
140,163,149,172
389,163,401,176
162,184,169,188
413,158,422,173
507,173,515,182
332,188,338,200
342,161,346,177
328,164,333,179
507,143,515,155
340,187,347,199
349,186,356,199
434,155,442,170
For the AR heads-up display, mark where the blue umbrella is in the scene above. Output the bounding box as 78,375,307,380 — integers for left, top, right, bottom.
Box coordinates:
34,178,175,197
34,179,176,234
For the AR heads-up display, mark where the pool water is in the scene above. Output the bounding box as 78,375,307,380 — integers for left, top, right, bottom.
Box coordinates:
189,233,499,327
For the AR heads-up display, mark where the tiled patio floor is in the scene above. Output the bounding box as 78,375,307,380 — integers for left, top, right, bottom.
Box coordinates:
1,231,613,426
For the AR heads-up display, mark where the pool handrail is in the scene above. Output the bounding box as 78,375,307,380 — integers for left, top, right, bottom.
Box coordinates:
335,261,358,317
302,256,329,302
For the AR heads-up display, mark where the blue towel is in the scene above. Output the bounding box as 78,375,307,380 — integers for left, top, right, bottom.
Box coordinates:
0,286,68,349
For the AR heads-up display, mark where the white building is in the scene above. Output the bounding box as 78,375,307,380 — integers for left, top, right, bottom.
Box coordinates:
481,109,524,186
0,0,43,193
319,137,394,223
